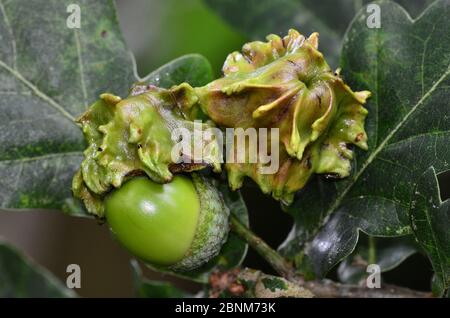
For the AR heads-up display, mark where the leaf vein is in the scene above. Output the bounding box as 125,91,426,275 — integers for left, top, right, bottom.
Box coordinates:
0,60,75,122
0,151,82,165
0,0,17,70
74,29,88,109
420,21,437,96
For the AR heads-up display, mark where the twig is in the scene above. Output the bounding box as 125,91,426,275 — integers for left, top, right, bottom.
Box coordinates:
304,280,432,298
230,214,297,281
229,214,433,298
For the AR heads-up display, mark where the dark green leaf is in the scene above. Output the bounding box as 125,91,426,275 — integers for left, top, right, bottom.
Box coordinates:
410,167,450,296
146,183,249,283
0,0,214,216
337,236,418,284
131,260,190,298
204,0,433,67
280,0,450,277
0,0,133,214
394,0,437,17
0,242,76,297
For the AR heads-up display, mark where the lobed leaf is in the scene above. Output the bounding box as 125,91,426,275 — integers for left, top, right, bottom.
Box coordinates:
409,167,450,296
280,0,450,277
337,236,418,284
0,0,133,213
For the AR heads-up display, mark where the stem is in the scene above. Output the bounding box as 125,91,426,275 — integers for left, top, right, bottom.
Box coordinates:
229,214,433,298
229,214,297,280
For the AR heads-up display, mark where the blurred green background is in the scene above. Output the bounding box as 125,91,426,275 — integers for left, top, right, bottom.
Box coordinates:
117,0,246,77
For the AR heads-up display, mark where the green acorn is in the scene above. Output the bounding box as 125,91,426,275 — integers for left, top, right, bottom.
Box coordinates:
105,174,229,271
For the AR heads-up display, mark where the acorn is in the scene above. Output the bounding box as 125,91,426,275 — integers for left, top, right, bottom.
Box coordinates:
105,174,229,271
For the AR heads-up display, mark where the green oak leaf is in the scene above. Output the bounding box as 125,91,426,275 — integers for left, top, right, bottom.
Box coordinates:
204,0,433,68
0,0,213,216
337,236,418,284
410,167,450,296
140,54,213,88
0,0,134,214
131,260,190,298
279,0,450,277
145,181,249,283
0,242,76,297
